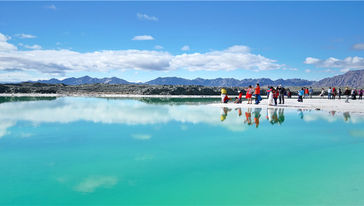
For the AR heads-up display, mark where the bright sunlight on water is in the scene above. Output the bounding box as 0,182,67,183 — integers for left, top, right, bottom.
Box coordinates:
0,97,364,205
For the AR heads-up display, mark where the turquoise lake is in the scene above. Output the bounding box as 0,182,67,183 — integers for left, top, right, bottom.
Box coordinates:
0,97,364,205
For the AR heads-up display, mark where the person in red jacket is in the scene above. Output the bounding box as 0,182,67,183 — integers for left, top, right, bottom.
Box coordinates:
254,83,261,104
234,90,243,103
273,88,279,106
304,87,309,98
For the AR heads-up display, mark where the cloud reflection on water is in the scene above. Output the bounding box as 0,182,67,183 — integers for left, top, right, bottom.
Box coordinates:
0,97,363,138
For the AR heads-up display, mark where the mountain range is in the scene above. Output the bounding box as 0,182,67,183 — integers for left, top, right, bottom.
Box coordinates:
31,69,364,87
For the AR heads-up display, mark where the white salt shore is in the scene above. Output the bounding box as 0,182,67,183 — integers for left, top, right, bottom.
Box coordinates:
0,93,363,114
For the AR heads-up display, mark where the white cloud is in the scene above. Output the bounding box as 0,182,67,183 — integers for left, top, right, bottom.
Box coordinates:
154,45,163,50
132,134,151,140
172,45,283,71
0,33,17,51
19,43,42,50
24,44,42,50
74,176,118,193
137,13,158,21
45,4,56,10
304,56,364,72
352,43,364,50
181,45,190,51
305,69,311,73
15,34,36,39
0,32,287,80
132,35,154,41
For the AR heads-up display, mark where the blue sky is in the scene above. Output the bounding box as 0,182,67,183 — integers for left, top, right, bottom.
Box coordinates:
0,1,364,82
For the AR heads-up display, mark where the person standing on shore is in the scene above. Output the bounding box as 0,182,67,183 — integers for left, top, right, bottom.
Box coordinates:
273,88,279,106
344,87,350,103
332,87,336,99
351,88,357,100
304,87,309,98
309,87,313,99
359,89,363,100
267,87,274,106
221,88,230,103
320,88,325,98
338,88,342,99
298,88,304,102
254,84,261,104
245,85,253,104
234,90,243,103
286,88,291,98
278,85,285,104
328,87,332,99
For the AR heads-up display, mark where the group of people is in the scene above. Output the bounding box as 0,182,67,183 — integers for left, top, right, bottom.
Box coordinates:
222,83,288,106
296,87,314,102
319,87,363,103
266,85,286,106
221,85,363,104
222,83,262,105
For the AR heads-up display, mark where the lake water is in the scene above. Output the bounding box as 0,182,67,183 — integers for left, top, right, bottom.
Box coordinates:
1,97,364,205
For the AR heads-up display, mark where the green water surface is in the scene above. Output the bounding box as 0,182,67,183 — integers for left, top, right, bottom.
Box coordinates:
0,97,363,205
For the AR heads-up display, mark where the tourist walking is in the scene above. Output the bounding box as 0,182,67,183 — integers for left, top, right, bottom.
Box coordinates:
338,88,342,99
278,85,285,104
309,87,313,99
320,88,325,98
254,84,261,104
245,85,253,104
344,87,350,103
328,87,332,99
298,88,304,102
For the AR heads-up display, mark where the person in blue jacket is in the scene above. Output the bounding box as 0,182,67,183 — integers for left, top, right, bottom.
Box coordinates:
297,88,304,102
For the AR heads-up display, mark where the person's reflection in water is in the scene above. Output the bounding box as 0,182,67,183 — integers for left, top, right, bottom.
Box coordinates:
329,111,336,116
220,107,232,122
267,108,279,125
298,109,304,119
236,108,242,117
278,108,285,125
244,108,252,126
343,112,351,122
253,108,262,128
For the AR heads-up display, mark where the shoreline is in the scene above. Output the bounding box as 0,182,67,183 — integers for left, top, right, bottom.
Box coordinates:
0,93,222,98
1,93,363,114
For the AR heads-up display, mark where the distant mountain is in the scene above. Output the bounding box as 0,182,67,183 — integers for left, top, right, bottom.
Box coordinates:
146,77,314,87
29,69,364,87
35,76,130,85
313,69,364,88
